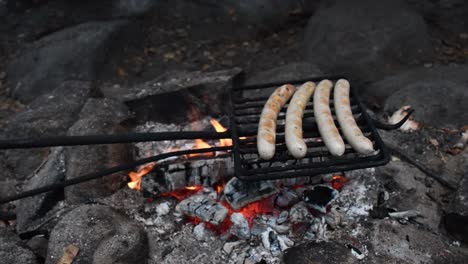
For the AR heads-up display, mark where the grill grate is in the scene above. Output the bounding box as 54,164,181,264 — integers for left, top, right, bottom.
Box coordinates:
229,76,391,181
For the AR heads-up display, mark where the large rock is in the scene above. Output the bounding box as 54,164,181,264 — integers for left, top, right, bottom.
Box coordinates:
369,220,468,263
406,0,468,34
304,0,432,84
154,0,304,38
0,228,38,264
372,66,468,127
16,148,66,234
245,62,322,85
0,81,91,182
64,98,132,204
100,68,242,124
46,204,148,264
283,241,355,264
443,174,468,243
243,62,322,99
375,160,443,231
7,20,129,103
379,127,467,190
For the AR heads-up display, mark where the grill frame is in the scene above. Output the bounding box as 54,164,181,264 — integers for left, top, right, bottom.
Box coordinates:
229,76,391,181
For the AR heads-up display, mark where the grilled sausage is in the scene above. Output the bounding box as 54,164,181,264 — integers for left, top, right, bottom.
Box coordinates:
257,84,296,160
313,80,345,156
285,82,316,158
334,79,374,154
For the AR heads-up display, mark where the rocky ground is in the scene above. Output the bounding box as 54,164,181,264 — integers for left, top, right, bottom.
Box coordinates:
0,0,467,263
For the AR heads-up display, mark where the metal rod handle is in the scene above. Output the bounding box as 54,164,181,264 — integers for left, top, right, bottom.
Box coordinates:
0,146,232,204
0,131,231,149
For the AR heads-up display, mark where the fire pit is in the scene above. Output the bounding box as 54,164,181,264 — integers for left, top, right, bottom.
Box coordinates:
0,76,419,263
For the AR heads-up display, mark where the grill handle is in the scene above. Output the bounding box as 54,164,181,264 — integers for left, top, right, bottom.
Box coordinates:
0,131,232,150
371,109,415,130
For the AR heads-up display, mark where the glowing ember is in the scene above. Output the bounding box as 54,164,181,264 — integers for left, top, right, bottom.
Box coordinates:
160,185,204,200
331,175,348,191
210,119,232,147
236,195,276,225
127,163,155,191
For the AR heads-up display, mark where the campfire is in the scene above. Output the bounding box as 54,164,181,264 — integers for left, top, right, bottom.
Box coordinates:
0,74,460,264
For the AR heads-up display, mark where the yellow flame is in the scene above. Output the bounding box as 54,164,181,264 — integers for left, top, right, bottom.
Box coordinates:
127,164,155,191
210,119,233,147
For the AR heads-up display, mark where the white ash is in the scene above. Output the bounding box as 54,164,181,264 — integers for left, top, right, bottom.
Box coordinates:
261,228,282,257
223,241,244,255
304,216,328,241
350,245,366,260
276,211,289,225
175,194,229,225
133,118,216,160
193,222,214,242
388,210,421,220
266,216,290,234
335,169,378,219
274,189,299,209
156,202,171,216
289,202,313,224
230,213,250,240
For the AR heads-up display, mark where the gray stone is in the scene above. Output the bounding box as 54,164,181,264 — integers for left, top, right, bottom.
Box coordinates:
155,0,304,35
0,81,91,182
245,62,322,85
443,174,468,243
406,0,468,34
16,148,66,234
112,0,158,17
368,221,457,263
64,98,132,204
379,128,468,189
26,235,48,260
304,0,432,84
375,160,443,231
283,241,355,264
226,0,303,31
375,66,468,127
7,20,129,103
101,68,242,124
101,68,242,102
0,228,38,264
46,204,148,264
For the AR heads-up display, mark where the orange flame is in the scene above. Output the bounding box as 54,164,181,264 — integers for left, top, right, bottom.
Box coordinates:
187,139,214,158
210,119,232,147
127,163,156,191
128,118,232,190
187,118,231,158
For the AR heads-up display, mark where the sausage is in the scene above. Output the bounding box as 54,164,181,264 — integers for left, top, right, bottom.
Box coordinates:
313,80,345,156
285,82,316,158
257,84,296,160
334,79,374,154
